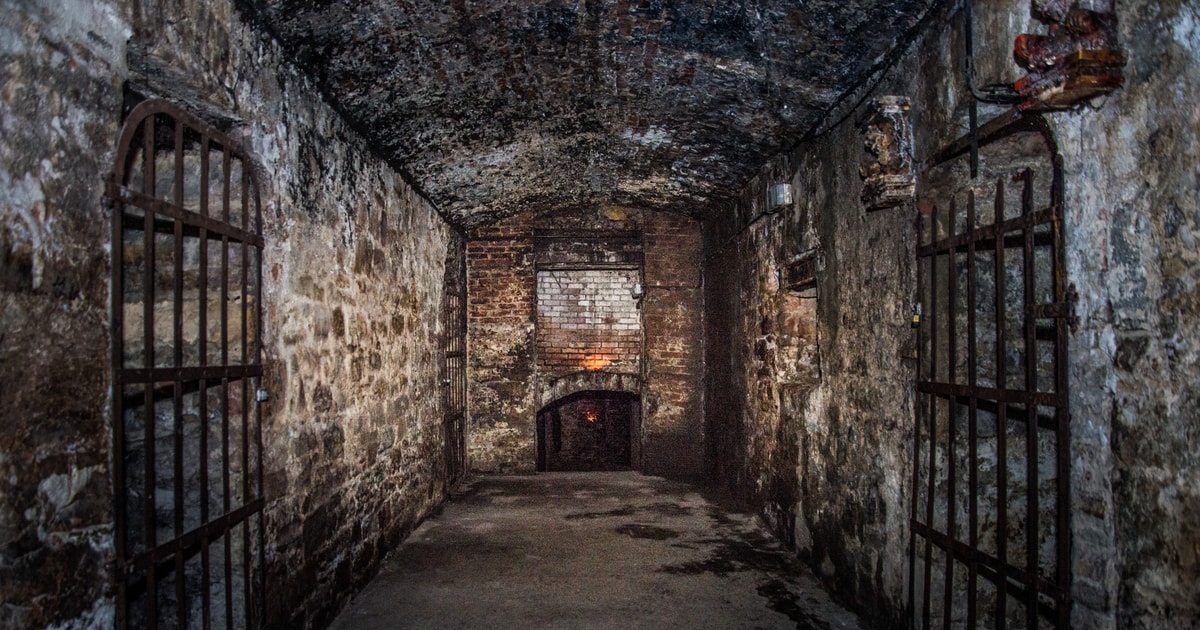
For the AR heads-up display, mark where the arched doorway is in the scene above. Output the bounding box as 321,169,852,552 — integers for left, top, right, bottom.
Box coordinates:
537,390,640,472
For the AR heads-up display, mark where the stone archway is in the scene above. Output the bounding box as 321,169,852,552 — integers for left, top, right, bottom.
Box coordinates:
537,370,641,410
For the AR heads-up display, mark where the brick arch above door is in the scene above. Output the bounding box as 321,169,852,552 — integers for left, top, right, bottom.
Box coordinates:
537,371,642,412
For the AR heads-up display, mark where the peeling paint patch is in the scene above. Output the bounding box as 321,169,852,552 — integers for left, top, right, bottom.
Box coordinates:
621,125,673,149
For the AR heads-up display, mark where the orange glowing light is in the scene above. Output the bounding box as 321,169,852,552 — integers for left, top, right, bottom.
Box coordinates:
585,412,598,423
582,356,611,372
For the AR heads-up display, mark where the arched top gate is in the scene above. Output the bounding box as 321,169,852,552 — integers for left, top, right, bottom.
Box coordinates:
910,110,1072,629
107,99,265,629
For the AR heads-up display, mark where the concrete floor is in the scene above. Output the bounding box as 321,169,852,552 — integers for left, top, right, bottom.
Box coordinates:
330,472,866,630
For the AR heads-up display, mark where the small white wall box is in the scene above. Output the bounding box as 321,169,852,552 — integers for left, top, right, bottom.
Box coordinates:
768,183,793,210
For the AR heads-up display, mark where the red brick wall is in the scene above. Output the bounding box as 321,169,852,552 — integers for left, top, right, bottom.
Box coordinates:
642,212,704,478
467,220,534,327
466,215,536,473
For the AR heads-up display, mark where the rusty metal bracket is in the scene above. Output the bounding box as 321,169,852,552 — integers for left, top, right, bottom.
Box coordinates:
1014,3,1125,110
783,247,823,295
783,256,818,292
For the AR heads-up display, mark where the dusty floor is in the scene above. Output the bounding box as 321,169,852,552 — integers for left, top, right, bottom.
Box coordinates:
330,472,865,629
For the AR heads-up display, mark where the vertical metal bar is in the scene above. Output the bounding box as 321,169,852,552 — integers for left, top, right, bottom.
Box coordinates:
994,177,1009,630
144,114,156,200
450,266,457,480
199,135,213,630
458,246,467,477
111,143,129,629
241,159,250,233
143,117,156,373
253,175,267,628
173,117,184,208
244,170,264,624
223,375,233,630
969,99,979,179
451,311,456,463
241,162,253,626
222,144,233,233
253,167,263,235
966,189,979,628
173,382,185,629
242,400,251,628
171,119,187,630
923,204,939,630
462,243,468,474
442,264,450,476
198,136,209,350
144,390,158,630
221,146,234,630
1051,155,1071,629
909,208,926,630
944,198,958,630
1021,169,1039,630
142,113,159,630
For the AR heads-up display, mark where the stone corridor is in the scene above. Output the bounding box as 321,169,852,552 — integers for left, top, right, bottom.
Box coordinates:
330,473,864,630
3,1,1199,628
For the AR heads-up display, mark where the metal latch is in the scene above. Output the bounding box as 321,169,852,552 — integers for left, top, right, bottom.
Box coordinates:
1027,285,1079,332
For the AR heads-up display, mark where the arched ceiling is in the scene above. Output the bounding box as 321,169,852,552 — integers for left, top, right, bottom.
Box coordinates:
241,0,936,227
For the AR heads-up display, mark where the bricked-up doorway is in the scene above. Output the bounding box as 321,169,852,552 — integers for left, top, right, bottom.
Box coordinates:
535,267,643,374
108,99,265,629
537,391,638,471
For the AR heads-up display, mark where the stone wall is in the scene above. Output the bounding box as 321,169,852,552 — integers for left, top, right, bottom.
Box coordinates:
0,1,127,626
1,1,453,627
703,1,1200,628
467,208,703,478
1055,3,1200,627
705,115,914,629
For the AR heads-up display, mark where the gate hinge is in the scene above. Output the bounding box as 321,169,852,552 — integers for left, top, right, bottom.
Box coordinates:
1028,284,1079,331
101,176,119,210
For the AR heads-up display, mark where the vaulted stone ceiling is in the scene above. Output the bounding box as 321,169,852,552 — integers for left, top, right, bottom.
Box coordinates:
242,0,935,227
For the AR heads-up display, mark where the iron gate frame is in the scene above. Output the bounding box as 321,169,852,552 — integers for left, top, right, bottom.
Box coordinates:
909,109,1072,629
108,98,266,629
442,234,468,485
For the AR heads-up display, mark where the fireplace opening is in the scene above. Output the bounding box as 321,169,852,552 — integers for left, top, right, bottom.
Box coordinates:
536,390,639,472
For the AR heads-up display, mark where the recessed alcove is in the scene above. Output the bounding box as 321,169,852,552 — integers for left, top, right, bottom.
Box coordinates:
536,390,639,472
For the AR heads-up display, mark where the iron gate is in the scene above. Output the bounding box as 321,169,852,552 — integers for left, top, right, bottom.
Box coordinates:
108,99,265,629
442,234,467,484
909,111,1071,629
